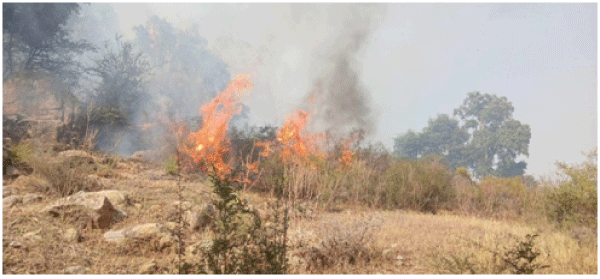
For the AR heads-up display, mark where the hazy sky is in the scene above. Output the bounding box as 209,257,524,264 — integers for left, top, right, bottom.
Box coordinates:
105,3,597,178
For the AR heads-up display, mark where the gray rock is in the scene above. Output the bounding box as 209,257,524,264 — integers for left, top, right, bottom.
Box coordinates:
139,261,157,274
42,191,128,230
23,229,42,241
3,195,21,209
103,223,172,244
188,204,215,231
23,193,43,205
3,187,13,198
9,241,22,248
65,265,89,274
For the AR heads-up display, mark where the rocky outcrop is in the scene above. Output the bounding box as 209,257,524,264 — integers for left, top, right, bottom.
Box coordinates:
41,190,129,230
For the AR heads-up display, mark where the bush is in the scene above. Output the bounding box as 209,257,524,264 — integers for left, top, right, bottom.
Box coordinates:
379,157,455,213
28,152,96,197
165,156,179,175
185,167,289,274
474,176,528,218
301,216,384,273
546,150,597,229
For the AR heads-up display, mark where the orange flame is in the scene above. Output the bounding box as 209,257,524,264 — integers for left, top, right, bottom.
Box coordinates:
180,74,253,177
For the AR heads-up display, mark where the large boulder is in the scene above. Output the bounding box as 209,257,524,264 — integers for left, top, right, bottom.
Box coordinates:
41,190,129,229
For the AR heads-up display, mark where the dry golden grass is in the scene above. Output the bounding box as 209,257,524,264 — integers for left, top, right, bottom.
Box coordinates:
3,149,596,274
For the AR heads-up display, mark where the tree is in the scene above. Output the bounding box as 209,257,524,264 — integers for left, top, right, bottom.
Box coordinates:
3,3,93,86
88,36,150,151
90,36,150,126
133,16,231,119
394,114,469,170
394,92,531,178
454,92,531,177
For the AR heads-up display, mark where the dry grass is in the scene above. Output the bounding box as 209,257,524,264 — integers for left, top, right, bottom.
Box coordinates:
3,145,596,274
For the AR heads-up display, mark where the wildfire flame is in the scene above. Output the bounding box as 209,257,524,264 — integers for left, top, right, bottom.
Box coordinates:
180,74,253,177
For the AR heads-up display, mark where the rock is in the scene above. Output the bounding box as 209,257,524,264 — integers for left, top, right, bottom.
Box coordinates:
5,166,21,176
134,203,143,210
23,229,42,241
41,191,128,230
159,234,176,251
188,204,215,231
9,241,22,248
186,239,213,257
3,195,22,209
23,193,43,205
163,222,178,231
65,265,89,274
3,187,13,198
383,249,395,261
103,223,172,244
139,261,157,274
63,228,80,242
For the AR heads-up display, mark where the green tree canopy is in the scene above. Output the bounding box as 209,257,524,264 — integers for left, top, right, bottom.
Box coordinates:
394,92,531,178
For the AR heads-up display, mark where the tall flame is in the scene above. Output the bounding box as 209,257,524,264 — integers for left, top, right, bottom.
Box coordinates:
180,74,253,176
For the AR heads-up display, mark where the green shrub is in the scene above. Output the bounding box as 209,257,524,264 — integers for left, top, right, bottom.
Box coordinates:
546,150,597,229
165,156,179,175
186,167,289,274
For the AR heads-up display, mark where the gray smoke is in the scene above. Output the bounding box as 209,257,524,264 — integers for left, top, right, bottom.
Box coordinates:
301,7,383,137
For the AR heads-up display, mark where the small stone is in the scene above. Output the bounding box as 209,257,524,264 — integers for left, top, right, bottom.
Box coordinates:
139,261,157,274
9,241,22,248
3,195,21,209
3,187,13,198
159,234,175,251
23,193,43,205
383,249,395,261
65,265,88,274
23,229,42,241
163,222,178,231
134,203,143,210
63,228,80,242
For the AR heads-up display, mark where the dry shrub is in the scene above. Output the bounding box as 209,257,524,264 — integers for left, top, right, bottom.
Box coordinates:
27,152,97,197
378,157,455,213
298,215,385,273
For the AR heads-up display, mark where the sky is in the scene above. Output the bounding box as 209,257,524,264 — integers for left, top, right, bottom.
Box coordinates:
102,3,596,179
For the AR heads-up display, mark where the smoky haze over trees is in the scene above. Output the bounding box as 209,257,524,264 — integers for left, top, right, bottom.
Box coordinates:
394,92,532,178
3,3,93,87
5,3,542,177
